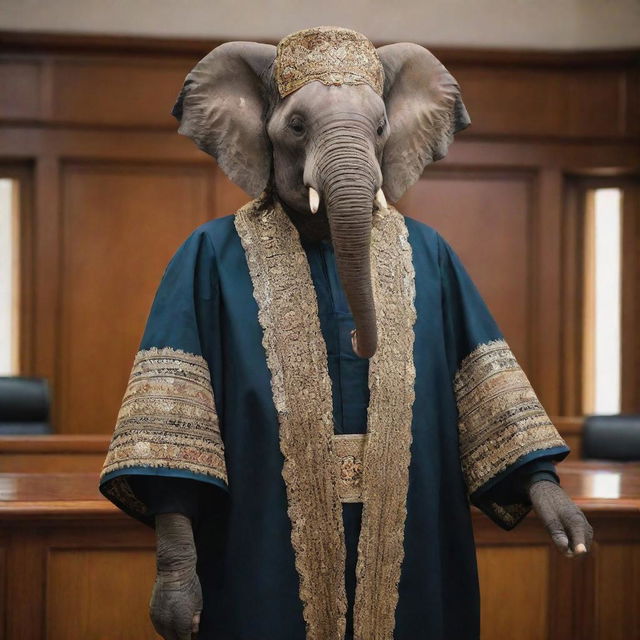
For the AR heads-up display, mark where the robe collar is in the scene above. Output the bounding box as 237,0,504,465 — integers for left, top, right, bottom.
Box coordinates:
234,193,417,640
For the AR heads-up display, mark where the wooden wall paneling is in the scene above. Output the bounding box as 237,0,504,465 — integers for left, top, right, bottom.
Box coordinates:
4,528,46,640
585,512,640,640
0,436,109,473
0,127,209,164
621,182,640,413
50,56,194,128
560,178,585,418
0,540,5,640
0,514,159,640
449,66,627,140
530,169,563,414
474,514,578,640
46,547,158,639
15,164,35,376
0,454,104,473
398,168,535,371
477,545,551,640
473,504,640,640
0,464,636,639
2,31,639,67
594,542,640,640
0,54,197,128
0,60,43,121
561,544,597,640
625,67,640,138
547,540,585,640
56,162,215,434
582,188,598,415
445,139,640,172
554,416,585,458
564,69,627,138
43,522,158,640
31,156,61,388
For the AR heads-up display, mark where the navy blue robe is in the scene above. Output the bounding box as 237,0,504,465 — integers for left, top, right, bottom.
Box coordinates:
101,196,567,640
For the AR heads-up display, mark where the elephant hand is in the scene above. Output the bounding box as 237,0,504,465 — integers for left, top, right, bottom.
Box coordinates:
528,480,593,557
150,513,202,639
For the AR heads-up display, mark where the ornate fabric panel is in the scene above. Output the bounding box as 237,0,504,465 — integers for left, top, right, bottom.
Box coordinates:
275,27,384,97
332,434,367,503
455,339,566,497
353,204,416,640
101,347,227,487
234,196,416,640
235,196,347,640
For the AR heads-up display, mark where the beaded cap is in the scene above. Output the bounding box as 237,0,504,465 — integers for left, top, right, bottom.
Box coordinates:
275,26,384,97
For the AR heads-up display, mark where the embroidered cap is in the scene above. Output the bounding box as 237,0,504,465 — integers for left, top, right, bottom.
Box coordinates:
275,26,384,98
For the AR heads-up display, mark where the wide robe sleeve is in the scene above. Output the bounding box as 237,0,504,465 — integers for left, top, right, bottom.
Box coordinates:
438,234,569,529
99,227,228,525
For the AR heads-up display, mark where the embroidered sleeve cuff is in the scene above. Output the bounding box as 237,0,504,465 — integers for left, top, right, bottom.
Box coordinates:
455,339,569,530
100,467,228,526
100,347,228,524
470,447,569,530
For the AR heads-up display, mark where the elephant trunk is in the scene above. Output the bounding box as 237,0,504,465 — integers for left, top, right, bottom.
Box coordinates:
313,121,381,358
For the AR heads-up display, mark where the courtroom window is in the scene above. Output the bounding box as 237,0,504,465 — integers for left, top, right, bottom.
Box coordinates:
0,178,20,376
582,187,622,415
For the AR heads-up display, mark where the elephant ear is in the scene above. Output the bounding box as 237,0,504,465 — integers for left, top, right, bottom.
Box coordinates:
377,43,470,202
172,42,276,197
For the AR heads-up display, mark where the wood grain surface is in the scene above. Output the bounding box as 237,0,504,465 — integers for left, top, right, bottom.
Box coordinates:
0,462,638,639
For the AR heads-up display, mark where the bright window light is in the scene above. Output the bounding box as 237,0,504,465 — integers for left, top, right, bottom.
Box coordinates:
0,178,19,376
583,188,622,415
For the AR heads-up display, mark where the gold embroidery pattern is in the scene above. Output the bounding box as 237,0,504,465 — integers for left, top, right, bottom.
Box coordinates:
103,474,150,517
101,347,227,512
234,197,416,640
275,27,384,97
455,339,566,524
332,434,367,503
234,197,347,640
354,205,417,640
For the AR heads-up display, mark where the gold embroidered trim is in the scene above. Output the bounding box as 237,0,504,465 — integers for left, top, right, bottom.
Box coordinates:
354,205,416,640
455,339,566,497
235,196,416,640
234,196,347,640
101,347,227,485
103,474,150,517
275,27,384,97
332,434,367,503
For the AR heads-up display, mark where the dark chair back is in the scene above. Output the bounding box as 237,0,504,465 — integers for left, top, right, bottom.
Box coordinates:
582,414,640,461
0,376,51,435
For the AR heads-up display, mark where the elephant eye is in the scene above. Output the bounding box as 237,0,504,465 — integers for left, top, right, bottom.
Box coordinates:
288,118,306,136
377,121,386,136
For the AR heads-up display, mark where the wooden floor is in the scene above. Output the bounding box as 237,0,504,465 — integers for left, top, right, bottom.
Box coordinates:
0,461,638,639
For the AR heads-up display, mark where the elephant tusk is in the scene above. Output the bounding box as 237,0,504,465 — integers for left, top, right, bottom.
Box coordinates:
375,189,387,211
309,187,320,214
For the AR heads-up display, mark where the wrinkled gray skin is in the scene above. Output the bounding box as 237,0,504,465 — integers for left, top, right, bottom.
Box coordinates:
149,39,594,639
172,41,469,358
528,480,594,557
151,514,202,640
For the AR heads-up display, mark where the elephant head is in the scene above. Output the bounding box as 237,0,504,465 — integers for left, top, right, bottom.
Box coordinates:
173,27,469,358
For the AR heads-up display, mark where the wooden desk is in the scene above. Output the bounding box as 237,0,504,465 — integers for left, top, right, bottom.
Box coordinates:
0,463,638,640
473,462,640,640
